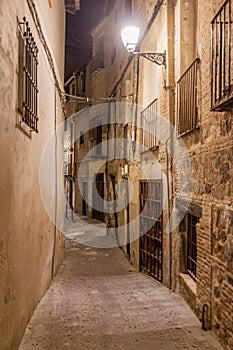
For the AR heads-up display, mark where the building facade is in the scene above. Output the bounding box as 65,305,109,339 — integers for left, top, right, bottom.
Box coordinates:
72,0,233,349
64,3,114,222
0,0,68,348
64,71,87,217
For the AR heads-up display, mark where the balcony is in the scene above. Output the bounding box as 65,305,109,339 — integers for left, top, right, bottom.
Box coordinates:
211,0,233,111
177,58,200,135
140,98,159,151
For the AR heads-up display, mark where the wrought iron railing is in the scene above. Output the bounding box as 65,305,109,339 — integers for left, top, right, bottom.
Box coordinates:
211,0,233,111
141,98,158,150
177,58,200,135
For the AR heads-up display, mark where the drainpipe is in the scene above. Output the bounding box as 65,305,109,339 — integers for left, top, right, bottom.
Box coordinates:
106,101,111,228
166,0,175,291
133,54,140,154
51,86,58,277
114,101,116,160
166,135,173,291
110,174,119,244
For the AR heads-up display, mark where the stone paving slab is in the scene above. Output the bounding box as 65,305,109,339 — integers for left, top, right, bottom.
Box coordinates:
19,231,224,350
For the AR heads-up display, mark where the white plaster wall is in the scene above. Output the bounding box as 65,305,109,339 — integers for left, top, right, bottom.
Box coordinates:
0,0,65,348
36,0,65,78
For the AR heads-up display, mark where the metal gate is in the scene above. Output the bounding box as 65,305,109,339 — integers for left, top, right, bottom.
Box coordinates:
139,180,163,282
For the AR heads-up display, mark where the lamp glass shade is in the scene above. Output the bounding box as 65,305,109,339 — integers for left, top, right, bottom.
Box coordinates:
120,25,140,52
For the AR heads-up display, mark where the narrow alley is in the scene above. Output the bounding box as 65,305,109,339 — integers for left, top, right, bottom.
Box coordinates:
19,219,223,350
1,1,233,349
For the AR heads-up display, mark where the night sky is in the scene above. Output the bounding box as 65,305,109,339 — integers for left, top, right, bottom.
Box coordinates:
65,0,107,81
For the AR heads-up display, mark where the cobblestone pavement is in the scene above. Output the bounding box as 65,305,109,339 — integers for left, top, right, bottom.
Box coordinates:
19,217,223,350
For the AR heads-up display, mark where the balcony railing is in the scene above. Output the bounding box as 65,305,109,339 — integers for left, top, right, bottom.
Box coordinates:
141,98,158,151
211,0,233,111
177,58,200,135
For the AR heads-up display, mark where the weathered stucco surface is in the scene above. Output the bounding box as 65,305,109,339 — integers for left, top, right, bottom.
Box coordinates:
0,1,65,349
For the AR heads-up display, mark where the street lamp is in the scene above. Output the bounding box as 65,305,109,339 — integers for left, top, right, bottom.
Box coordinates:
120,25,140,53
120,25,166,66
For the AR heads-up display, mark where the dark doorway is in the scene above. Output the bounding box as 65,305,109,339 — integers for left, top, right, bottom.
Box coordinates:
125,179,130,258
110,174,118,244
92,173,104,221
139,180,163,282
69,179,73,208
82,182,88,216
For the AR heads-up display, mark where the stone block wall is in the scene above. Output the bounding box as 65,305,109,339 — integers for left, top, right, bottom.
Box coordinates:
211,207,233,348
173,1,233,348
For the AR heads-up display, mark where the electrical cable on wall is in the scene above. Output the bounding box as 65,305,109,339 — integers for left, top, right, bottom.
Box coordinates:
64,93,134,103
26,0,66,112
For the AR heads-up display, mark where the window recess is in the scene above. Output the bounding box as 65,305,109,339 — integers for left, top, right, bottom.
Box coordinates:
18,17,39,133
187,214,198,280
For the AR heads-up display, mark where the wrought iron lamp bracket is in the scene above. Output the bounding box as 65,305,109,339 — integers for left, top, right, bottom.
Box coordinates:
133,51,166,65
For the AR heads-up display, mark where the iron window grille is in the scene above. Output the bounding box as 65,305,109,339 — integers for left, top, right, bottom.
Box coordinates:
187,213,198,280
211,0,233,111
18,17,39,133
177,58,200,135
140,98,159,151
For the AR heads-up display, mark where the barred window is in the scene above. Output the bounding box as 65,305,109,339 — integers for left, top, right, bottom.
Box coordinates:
211,0,233,111
187,214,198,280
141,98,158,151
18,17,39,133
177,58,200,135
